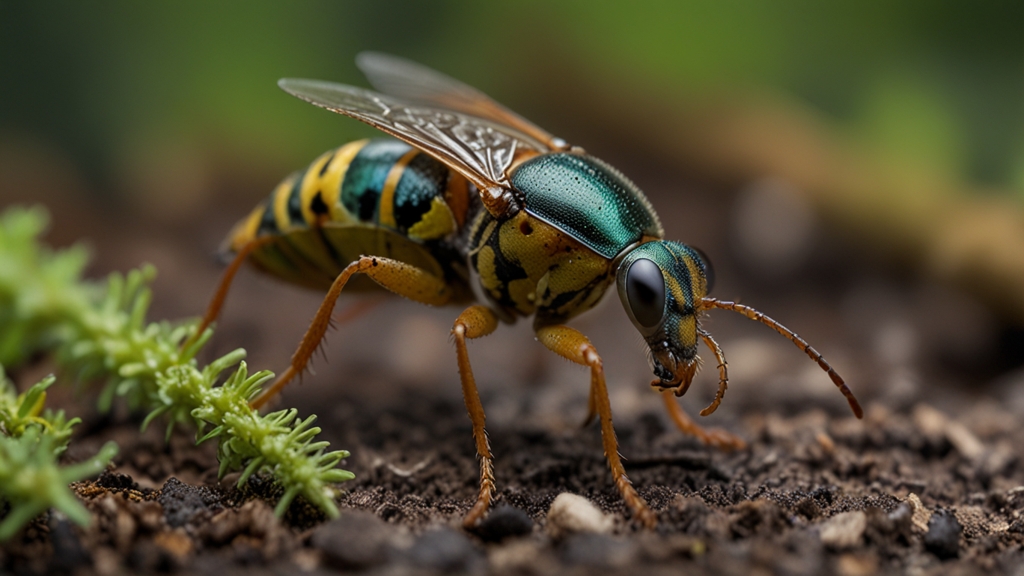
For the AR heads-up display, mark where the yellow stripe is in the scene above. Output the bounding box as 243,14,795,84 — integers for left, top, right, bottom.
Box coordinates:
305,139,368,225
378,149,420,229
406,197,455,240
225,204,266,254
298,149,336,226
678,251,706,299
272,175,296,232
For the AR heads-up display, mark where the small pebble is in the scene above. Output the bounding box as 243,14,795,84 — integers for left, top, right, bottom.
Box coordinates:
561,533,637,568
819,511,866,550
546,493,613,539
406,527,482,572
488,538,542,572
153,529,193,560
472,505,534,543
924,511,961,560
312,510,395,570
946,421,985,461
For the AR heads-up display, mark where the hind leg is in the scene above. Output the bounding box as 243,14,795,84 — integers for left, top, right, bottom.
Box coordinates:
250,256,451,409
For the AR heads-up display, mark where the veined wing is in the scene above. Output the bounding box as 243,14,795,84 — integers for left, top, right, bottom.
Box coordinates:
279,78,548,215
356,51,568,152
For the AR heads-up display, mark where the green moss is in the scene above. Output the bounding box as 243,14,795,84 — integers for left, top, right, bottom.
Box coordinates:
0,205,353,538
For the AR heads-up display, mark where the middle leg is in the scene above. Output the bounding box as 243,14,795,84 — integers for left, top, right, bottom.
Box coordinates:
452,305,500,528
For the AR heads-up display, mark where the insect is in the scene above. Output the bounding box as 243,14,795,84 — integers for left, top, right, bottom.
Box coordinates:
195,52,863,528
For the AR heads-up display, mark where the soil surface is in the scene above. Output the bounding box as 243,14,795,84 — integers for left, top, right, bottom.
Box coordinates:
4,137,1024,575
5,364,1024,575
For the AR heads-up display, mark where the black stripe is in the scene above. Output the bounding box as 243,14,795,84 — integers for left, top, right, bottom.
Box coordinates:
287,175,305,226
318,149,337,177
393,152,447,231
257,201,276,236
488,224,528,310
315,225,348,271
341,139,411,223
310,191,330,215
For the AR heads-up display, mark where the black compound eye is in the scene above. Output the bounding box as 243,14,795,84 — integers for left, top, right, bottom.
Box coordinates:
692,247,715,294
626,258,666,329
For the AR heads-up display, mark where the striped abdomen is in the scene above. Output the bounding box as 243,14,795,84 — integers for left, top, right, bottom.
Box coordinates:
226,138,474,291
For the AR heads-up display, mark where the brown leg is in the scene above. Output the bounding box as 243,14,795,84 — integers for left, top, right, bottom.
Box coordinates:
661,392,746,451
185,237,273,350
581,385,598,428
250,256,451,410
535,325,656,528
663,328,745,450
452,305,500,528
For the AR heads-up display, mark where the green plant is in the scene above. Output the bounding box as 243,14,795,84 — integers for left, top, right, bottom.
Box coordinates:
0,205,353,538
0,368,117,539
0,371,78,454
0,427,117,540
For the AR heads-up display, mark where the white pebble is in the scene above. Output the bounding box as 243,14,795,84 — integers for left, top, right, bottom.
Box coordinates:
819,511,866,550
546,493,613,539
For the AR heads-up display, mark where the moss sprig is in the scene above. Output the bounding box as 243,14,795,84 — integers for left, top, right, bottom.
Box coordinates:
0,369,116,540
150,354,354,517
0,206,92,368
0,205,354,537
0,428,117,540
0,370,79,455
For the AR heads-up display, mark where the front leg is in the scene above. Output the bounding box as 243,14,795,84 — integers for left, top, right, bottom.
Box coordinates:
535,325,656,528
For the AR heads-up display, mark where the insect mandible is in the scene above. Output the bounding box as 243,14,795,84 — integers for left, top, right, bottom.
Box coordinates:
193,52,863,528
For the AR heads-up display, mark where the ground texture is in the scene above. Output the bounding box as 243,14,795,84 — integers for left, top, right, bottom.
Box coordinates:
4,371,1024,575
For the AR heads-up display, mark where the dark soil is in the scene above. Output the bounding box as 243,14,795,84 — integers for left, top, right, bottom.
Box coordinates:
4,134,1024,575
5,371,1024,575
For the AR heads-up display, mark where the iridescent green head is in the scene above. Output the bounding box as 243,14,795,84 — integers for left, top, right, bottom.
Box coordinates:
616,240,715,395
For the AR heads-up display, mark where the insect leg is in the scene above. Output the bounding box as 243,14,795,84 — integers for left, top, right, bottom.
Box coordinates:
661,392,746,451
250,256,451,410
535,325,656,528
185,236,274,350
581,387,598,428
452,305,500,528
699,298,863,418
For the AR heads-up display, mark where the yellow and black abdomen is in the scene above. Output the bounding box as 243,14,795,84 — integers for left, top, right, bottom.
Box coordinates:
225,138,474,292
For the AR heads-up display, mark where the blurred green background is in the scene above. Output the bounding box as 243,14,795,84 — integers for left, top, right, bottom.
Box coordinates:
3,1,1023,202
4,1,1024,385
3,1,1024,422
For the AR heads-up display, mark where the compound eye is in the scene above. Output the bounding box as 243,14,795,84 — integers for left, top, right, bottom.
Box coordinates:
692,246,715,293
626,258,666,329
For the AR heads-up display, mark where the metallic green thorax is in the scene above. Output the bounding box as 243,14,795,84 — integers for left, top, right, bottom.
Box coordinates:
511,153,663,259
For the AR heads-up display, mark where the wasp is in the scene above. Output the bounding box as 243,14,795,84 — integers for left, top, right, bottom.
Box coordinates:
194,53,863,528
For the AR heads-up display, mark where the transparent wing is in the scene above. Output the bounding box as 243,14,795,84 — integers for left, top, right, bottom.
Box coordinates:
279,78,548,197
355,52,567,151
